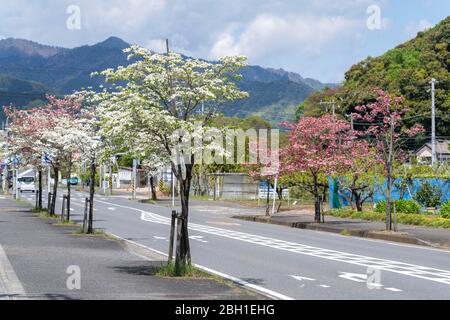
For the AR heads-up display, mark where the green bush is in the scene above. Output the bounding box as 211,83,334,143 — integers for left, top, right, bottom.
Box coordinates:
325,208,450,229
415,182,442,208
440,201,450,219
375,199,421,215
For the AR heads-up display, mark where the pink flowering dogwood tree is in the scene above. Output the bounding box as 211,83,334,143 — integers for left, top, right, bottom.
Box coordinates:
352,90,424,230
281,115,364,222
5,95,92,218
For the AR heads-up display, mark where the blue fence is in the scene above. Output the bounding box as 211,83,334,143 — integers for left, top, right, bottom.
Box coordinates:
329,177,450,209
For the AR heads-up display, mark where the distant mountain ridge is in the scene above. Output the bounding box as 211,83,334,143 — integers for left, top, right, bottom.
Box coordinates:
0,38,66,58
0,36,335,126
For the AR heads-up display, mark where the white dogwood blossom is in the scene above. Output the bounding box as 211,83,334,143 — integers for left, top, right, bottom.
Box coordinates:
91,45,248,264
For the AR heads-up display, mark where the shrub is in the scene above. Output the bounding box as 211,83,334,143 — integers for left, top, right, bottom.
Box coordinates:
375,199,421,215
326,208,450,228
415,182,442,208
440,201,450,219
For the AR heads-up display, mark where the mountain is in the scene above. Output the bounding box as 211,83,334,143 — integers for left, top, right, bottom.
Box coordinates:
301,16,450,138
0,75,50,118
0,36,333,126
0,38,66,58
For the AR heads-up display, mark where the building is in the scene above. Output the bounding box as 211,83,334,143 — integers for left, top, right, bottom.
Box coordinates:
209,173,259,200
415,140,450,165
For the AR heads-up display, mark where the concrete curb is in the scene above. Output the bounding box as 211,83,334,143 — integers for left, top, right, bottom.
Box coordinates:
232,215,444,249
112,234,281,300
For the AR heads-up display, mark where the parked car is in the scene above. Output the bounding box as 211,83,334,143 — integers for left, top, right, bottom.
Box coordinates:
18,176,36,193
69,177,79,185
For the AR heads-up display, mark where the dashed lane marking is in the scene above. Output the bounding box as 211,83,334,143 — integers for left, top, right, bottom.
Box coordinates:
95,199,450,287
385,287,403,292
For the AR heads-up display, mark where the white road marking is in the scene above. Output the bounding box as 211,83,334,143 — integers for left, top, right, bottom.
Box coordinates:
0,244,27,299
94,199,450,287
319,285,331,288
189,235,208,243
385,287,403,292
339,272,367,283
110,233,293,300
153,236,168,242
290,275,316,282
207,221,241,227
107,207,116,211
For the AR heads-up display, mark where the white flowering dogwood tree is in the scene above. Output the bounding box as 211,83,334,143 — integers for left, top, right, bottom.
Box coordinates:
91,46,248,264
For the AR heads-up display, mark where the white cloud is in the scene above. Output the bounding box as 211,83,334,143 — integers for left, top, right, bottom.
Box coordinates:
209,14,358,60
85,0,166,31
405,19,434,37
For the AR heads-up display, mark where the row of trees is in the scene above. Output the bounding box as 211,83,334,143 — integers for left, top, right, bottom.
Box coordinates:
248,90,424,231
3,96,101,230
3,44,426,272
4,46,249,267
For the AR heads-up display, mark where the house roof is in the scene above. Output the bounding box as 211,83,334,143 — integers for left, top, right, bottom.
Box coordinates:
416,140,450,155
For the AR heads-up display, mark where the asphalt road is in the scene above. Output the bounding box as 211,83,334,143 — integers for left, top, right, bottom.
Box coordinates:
21,188,450,300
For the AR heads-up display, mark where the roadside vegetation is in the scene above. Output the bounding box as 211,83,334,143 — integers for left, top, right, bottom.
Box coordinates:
326,206,450,229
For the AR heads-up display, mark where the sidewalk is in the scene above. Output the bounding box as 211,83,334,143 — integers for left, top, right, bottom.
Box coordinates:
0,196,263,300
233,210,450,250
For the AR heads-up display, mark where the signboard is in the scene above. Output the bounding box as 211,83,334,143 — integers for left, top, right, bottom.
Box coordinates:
118,169,132,181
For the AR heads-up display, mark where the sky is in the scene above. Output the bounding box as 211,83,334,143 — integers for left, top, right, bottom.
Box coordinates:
0,0,449,83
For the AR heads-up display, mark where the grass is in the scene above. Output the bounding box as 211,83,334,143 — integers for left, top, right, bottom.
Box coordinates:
326,207,450,229
340,229,351,236
30,207,47,213
70,228,117,241
151,261,225,281
53,220,79,227
34,209,59,220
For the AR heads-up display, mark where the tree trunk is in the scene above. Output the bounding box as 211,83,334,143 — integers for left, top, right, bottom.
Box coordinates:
51,166,59,215
386,172,392,231
313,174,321,223
5,164,10,195
66,169,71,221
176,163,192,265
38,170,42,210
276,187,283,213
354,192,363,212
265,181,270,216
88,159,96,234
109,164,113,196
150,176,157,200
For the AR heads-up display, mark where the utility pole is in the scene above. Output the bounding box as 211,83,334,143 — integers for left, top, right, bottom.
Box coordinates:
319,100,337,116
387,115,394,231
430,78,438,167
271,175,279,215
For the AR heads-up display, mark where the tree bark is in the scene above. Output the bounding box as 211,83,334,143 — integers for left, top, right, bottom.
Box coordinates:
313,174,321,223
88,159,96,234
354,192,363,212
386,171,392,231
51,166,59,215
38,170,42,210
265,181,270,216
5,164,10,195
66,168,71,221
276,187,283,213
176,163,192,265
150,176,157,200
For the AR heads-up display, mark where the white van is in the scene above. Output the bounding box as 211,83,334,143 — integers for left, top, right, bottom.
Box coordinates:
18,176,36,193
